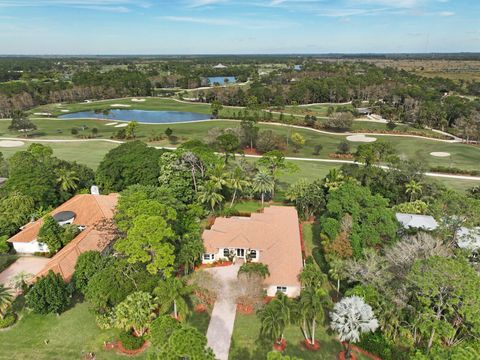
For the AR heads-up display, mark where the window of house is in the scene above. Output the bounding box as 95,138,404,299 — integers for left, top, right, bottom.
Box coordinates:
203,253,214,261
249,249,257,259
223,248,230,257
276,286,287,293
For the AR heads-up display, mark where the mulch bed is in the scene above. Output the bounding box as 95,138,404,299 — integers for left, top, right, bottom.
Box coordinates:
237,303,254,315
243,147,261,156
328,153,354,159
337,351,357,360
273,338,287,352
194,304,208,313
303,339,321,351
196,261,233,270
340,342,382,360
104,340,150,356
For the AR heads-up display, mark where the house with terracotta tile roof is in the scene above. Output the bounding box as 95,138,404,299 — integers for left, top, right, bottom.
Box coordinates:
8,193,118,281
202,206,304,297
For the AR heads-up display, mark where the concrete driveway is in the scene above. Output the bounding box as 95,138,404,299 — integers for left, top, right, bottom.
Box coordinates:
0,256,49,286
205,264,240,360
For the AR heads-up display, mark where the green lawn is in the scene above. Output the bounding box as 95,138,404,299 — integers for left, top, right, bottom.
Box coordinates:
229,313,372,360
0,301,210,360
302,223,314,257
232,200,264,214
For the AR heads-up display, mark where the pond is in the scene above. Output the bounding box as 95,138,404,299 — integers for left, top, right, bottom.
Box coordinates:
206,76,236,85
59,109,211,124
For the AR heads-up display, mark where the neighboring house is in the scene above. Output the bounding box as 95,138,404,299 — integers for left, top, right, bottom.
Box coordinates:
213,63,227,69
202,206,304,297
396,213,439,231
8,193,118,281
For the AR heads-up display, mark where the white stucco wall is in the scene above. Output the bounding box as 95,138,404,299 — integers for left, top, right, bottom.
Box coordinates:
266,285,301,298
202,247,260,264
11,240,49,254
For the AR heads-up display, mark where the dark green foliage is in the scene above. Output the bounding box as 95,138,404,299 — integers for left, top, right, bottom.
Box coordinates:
0,236,9,254
118,331,145,350
149,324,215,360
38,215,65,253
357,332,395,359
73,251,107,293
8,111,37,133
321,181,397,257
337,140,350,154
313,144,323,155
321,218,340,241
5,151,59,207
149,315,181,349
95,141,164,192
84,259,158,311
0,313,16,329
238,262,270,278
25,271,70,314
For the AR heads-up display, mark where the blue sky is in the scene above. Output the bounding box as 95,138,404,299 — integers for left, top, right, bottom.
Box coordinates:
0,0,478,54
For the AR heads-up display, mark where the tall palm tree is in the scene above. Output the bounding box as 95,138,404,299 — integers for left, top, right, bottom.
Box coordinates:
297,287,329,346
253,170,275,206
258,293,292,344
198,180,224,212
405,180,423,201
328,258,345,293
209,164,228,190
154,277,194,320
0,285,13,319
227,167,251,207
56,169,80,192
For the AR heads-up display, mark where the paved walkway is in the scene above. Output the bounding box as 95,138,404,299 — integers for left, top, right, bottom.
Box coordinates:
205,264,240,360
0,256,49,286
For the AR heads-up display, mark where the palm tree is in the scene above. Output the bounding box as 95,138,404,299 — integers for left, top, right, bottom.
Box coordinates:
227,167,251,208
154,277,194,320
297,287,329,346
405,180,423,201
56,169,79,192
328,258,345,293
0,285,13,319
324,168,345,192
253,170,275,206
330,296,379,359
209,164,228,190
198,180,224,212
258,293,292,345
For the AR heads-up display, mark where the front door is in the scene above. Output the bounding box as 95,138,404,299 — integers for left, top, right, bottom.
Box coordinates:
236,248,245,258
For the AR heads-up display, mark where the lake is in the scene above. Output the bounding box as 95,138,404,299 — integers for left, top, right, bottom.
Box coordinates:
206,76,236,85
59,109,211,124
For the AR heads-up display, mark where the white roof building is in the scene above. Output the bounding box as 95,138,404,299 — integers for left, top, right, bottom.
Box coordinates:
213,63,227,69
396,213,439,231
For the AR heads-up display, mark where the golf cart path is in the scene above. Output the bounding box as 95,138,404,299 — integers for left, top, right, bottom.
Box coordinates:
204,264,240,360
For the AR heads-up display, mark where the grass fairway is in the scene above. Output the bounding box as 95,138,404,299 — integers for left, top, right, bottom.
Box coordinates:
0,140,118,170
0,300,210,360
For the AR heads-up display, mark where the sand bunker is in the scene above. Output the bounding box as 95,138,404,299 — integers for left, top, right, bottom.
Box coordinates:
346,135,377,143
131,98,146,102
105,122,118,126
0,140,25,148
60,110,70,113
114,123,128,128
110,104,131,108
33,112,52,116
430,152,451,157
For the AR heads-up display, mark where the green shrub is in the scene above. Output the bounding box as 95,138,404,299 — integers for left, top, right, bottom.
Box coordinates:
320,217,340,240
0,313,17,329
95,310,116,330
238,262,270,278
25,270,71,314
358,332,395,359
119,331,145,350
150,315,181,348
0,235,10,254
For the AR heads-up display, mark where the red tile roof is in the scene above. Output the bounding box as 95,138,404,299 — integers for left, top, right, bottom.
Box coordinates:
9,194,119,281
203,206,303,288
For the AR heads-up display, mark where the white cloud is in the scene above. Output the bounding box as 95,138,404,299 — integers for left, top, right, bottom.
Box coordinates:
438,11,454,16
186,0,226,7
160,15,297,29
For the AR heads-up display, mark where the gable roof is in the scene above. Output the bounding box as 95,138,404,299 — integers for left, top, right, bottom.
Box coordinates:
203,206,303,288
395,213,439,231
8,194,119,282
